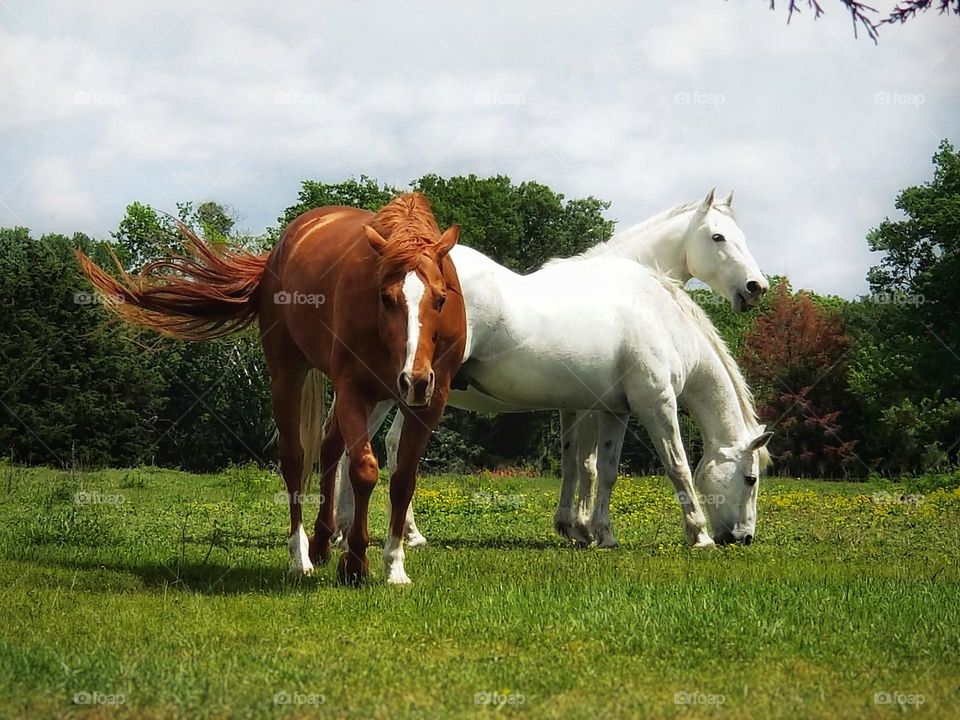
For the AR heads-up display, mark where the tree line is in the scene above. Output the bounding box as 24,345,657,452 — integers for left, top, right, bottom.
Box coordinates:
1,141,957,478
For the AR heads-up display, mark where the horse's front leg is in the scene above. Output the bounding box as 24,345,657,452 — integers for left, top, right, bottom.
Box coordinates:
334,388,378,585
554,410,595,547
588,412,629,548
332,399,394,549
384,412,427,547
382,404,442,585
635,391,713,547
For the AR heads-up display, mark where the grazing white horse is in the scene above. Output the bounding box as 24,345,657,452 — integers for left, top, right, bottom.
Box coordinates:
334,190,768,552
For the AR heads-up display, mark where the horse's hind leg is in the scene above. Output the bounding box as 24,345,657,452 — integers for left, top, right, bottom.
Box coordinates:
572,412,600,545
385,412,427,547
309,410,343,565
588,412,629,548
633,391,713,547
268,366,313,575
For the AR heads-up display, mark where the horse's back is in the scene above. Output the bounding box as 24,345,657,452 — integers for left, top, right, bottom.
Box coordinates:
275,206,372,266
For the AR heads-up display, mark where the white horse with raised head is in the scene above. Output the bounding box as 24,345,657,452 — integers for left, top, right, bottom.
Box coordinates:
335,190,769,560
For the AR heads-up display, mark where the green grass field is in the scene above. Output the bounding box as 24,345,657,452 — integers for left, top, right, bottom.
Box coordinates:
0,464,958,718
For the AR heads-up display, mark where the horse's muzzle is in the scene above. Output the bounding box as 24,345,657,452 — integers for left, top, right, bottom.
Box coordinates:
398,370,435,407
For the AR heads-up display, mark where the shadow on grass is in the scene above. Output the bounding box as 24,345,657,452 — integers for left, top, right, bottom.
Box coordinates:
411,536,571,551
25,556,333,595
9,535,577,596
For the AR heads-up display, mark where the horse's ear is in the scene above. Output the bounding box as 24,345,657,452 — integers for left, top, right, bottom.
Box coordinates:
436,224,460,260
724,190,734,208
363,225,389,255
697,188,716,215
747,432,774,452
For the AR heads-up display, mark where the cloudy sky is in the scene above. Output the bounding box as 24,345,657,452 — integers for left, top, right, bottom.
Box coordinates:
1,1,957,297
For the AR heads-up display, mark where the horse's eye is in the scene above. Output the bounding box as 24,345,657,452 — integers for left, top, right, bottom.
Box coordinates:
744,474,757,487
380,292,395,307
712,233,726,243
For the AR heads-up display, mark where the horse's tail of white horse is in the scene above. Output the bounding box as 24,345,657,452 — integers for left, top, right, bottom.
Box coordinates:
656,273,771,469
298,368,327,494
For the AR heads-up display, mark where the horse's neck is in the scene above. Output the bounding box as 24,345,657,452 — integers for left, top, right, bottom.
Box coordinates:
598,214,692,281
682,349,750,450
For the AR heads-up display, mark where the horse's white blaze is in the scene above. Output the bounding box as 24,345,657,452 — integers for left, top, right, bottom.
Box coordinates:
400,271,425,379
288,523,313,575
382,534,411,585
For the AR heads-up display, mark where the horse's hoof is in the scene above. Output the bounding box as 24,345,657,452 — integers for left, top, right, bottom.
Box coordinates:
308,535,331,565
288,560,314,577
336,554,368,587
556,515,592,547
405,532,428,548
385,568,413,585
592,527,619,549
569,522,594,548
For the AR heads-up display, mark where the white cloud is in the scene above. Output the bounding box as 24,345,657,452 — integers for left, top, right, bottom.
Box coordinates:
1,0,957,296
27,157,97,230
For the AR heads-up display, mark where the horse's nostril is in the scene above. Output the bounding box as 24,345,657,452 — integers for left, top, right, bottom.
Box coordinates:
746,280,761,295
743,534,754,546
397,373,411,396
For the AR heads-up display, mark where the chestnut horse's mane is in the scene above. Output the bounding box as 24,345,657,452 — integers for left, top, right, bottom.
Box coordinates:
368,192,444,282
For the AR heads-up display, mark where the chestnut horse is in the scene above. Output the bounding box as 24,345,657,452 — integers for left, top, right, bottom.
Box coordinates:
76,193,466,585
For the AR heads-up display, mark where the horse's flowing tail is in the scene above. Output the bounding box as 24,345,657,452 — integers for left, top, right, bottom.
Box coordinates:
74,224,269,341
298,368,327,493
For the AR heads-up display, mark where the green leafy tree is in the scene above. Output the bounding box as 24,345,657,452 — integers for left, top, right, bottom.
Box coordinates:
739,281,859,477
107,201,274,470
0,229,165,466
850,139,960,471
278,176,397,230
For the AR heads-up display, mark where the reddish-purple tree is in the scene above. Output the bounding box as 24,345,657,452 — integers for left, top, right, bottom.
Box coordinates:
739,282,859,477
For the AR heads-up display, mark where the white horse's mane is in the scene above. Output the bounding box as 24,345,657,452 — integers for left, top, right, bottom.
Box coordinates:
653,272,769,467
545,200,736,267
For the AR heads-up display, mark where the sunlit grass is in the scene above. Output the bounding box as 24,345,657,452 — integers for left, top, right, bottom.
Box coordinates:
0,464,957,718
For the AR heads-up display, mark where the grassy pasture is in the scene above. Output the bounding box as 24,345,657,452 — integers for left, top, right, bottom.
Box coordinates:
0,464,958,718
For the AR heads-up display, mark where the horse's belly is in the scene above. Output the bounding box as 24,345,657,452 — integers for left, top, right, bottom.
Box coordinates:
452,356,628,413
